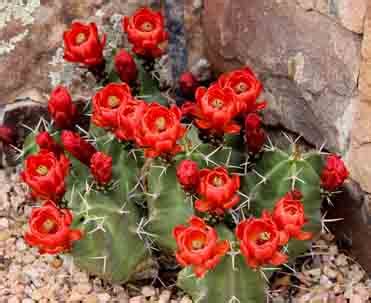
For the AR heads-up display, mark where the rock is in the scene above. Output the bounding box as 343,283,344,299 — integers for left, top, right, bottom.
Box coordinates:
159,290,171,303
15,239,26,251
141,286,156,297
84,294,99,303
50,257,63,269
0,218,9,230
8,296,20,303
129,296,146,303
0,230,11,241
202,0,361,152
74,283,92,295
97,293,111,303
179,297,193,303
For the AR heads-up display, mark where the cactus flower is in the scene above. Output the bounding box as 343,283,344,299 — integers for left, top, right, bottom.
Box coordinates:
24,201,82,254
21,150,70,201
48,86,78,129
114,49,138,84
36,132,62,155
173,216,230,278
92,83,133,130
0,125,15,145
135,103,186,158
179,72,199,98
61,131,97,166
63,22,106,67
218,67,266,114
123,7,168,58
116,99,147,142
236,211,288,268
90,152,112,185
272,190,312,245
195,167,240,215
176,160,200,190
320,154,349,191
245,113,266,154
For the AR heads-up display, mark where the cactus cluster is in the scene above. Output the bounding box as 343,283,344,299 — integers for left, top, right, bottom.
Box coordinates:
18,6,349,303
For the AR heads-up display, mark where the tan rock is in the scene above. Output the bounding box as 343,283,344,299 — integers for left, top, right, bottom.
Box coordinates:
337,0,368,34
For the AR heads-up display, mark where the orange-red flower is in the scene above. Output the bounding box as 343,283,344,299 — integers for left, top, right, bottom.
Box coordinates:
236,211,287,268
179,72,199,98
92,83,133,129
61,131,97,166
218,67,266,114
122,7,168,58
135,103,186,158
173,216,230,278
0,125,15,145
195,167,240,215
114,49,138,84
36,132,62,155
176,160,200,190
272,190,312,245
184,84,240,135
245,113,266,154
21,151,70,201
115,99,147,142
90,152,112,185
63,22,106,66
48,86,77,129
24,201,82,254
320,155,349,191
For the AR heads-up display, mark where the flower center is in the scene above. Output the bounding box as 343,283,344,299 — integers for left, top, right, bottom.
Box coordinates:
75,33,87,45
108,96,120,108
234,82,248,94
212,176,224,187
192,239,205,250
256,231,271,245
211,98,224,109
155,117,166,132
36,165,49,176
140,21,154,32
42,219,56,233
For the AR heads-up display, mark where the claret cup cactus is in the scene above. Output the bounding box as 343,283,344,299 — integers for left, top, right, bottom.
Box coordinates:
19,6,349,302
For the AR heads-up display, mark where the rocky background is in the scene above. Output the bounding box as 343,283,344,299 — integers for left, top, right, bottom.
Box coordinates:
1,0,371,277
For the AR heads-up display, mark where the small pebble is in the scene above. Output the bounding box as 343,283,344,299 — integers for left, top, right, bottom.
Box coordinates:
0,230,11,241
129,296,146,303
159,290,171,303
141,286,156,297
97,293,111,302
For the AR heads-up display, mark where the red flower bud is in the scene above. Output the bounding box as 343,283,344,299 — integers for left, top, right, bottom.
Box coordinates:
320,154,349,191
114,49,138,84
122,7,168,58
245,113,266,154
92,83,132,130
21,150,70,201
236,211,287,268
24,201,82,254
61,131,97,166
179,72,198,97
135,103,186,158
173,216,230,278
36,132,61,155
90,152,112,185
48,86,77,129
176,160,200,190
218,67,267,114
272,190,312,245
0,125,15,145
195,167,240,215
63,22,106,67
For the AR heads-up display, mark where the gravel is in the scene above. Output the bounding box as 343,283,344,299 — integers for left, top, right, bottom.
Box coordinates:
0,167,370,302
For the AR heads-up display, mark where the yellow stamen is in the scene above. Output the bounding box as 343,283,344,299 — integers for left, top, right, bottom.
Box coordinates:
75,33,87,45
234,82,248,94
108,96,120,108
36,165,48,176
211,98,224,109
212,176,224,187
155,117,166,131
140,21,154,32
192,240,205,250
42,219,56,233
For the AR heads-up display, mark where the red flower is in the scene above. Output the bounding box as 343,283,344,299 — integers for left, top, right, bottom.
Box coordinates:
135,103,186,158
21,151,70,201
122,7,168,58
272,190,312,245
36,132,61,155
92,83,133,129
48,86,78,129
61,131,97,166
245,113,266,154
63,22,106,66
114,49,138,84
236,211,287,268
24,201,82,254
176,160,200,190
218,67,266,114
115,99,147,142
195,167,240,215
320,155,349,191
173,216,230,278
185,84,240,135
90,152,112,185
179,72,199,98
0,125,15,145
